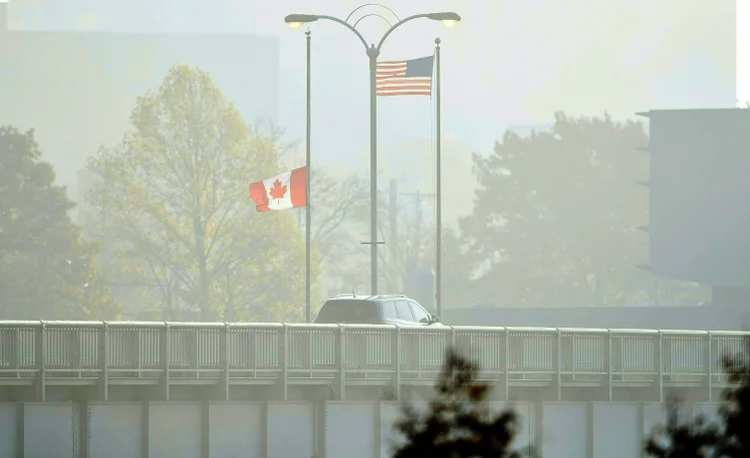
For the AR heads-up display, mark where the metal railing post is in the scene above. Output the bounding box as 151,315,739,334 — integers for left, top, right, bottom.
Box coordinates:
221,322,230,401
391,325,401,400
11,326,20,378
98,322,109,401
160,322,171,401
657,330,663,403
35,321,46,402
607,329,613,401
556,328,562,401
219,321,230,401
192,327,199,374
706,331,713,402
279,324,288,401
335,325,345,401
73,325,82,374
502,327,509,401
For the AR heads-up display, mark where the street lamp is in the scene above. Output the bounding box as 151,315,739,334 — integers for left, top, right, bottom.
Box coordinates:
285,7,461,296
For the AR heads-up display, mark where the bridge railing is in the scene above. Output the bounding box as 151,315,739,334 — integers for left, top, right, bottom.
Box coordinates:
0,322,748,381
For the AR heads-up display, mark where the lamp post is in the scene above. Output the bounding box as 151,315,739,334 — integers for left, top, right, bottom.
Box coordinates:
285,8,461,296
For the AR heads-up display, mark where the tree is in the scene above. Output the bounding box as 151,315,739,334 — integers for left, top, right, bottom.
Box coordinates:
392,348,535,458
85,65,312,321
0,126,118,319
308,167,368,297
442,227,477,308
645,399,720,458
645,337,750,457
318,135,476,300
457,112,706,307
315,173,439,299
716,338,750,456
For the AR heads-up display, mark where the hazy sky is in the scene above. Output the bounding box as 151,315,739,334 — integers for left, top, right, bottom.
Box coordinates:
2,0,744,308
5,0,738,194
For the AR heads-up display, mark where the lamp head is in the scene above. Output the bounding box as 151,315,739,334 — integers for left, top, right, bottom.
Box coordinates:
285,14,318,29
427,12,461,27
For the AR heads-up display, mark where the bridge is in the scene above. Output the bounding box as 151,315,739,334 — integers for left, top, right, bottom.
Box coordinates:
0,321,746,403
0,321,746,457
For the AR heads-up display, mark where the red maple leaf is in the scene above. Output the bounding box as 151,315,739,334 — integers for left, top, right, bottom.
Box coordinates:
269,179,287,201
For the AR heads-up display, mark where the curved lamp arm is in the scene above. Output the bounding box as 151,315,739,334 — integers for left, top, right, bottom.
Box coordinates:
376,13,432,51
315,15,370,51
353,13,393,29
286,11,459,53
344,3,401,24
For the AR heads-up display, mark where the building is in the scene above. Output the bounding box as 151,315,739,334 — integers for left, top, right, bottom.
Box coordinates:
0,1,280,218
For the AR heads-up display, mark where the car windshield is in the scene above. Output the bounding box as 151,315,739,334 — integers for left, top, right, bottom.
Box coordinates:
314,300,379,324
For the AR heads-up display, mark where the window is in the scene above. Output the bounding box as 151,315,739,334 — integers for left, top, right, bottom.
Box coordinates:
314,300,379,324
409,301,431,323
395,300,414,321
381,301,398,320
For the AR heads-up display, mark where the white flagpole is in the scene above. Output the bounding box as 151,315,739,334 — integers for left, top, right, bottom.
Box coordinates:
434,37,443,319
305,29,313,323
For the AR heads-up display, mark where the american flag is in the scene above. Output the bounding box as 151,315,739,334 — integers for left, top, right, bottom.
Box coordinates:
376,55,434,97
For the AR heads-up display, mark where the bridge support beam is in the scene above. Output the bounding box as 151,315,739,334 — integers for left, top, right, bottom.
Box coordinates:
261,402,269,457
636,402,645,455
315,400,326,458
16,402,24,458
586,402,594,458
78,402,89,458
201,401,210,458
141,401,150,458
533,402,543,456
373,401,382,458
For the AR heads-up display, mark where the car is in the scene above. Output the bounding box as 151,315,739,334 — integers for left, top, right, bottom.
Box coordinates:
313,294,441,326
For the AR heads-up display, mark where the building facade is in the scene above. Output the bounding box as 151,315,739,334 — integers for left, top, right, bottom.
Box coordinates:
0,1,280,217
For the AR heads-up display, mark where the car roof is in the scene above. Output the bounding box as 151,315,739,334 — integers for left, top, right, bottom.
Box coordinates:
324,294,410,303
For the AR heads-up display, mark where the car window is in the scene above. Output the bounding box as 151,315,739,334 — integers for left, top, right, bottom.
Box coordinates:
395,300,414,321
314,300,379,323
409,301,431,323
380,301,398,320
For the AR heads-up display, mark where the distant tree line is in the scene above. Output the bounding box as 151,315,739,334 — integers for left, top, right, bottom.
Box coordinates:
0,63,708,320
0,126,117,319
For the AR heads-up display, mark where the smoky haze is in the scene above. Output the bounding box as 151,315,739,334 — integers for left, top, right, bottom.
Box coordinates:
5,3,750,457
6,0,735,160
0,0,742,323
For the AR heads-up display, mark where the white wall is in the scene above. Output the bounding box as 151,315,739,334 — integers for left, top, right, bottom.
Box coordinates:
0,400,725,458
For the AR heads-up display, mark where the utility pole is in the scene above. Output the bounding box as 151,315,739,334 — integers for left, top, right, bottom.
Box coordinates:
400,190,435,268
389,179,399,274
400,189,436,312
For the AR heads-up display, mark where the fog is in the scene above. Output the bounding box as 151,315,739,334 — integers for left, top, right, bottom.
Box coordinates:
4,2,750,457
0,0,747,321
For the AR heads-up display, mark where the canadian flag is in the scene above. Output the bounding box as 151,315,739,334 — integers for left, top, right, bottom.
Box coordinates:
248,166,307,212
